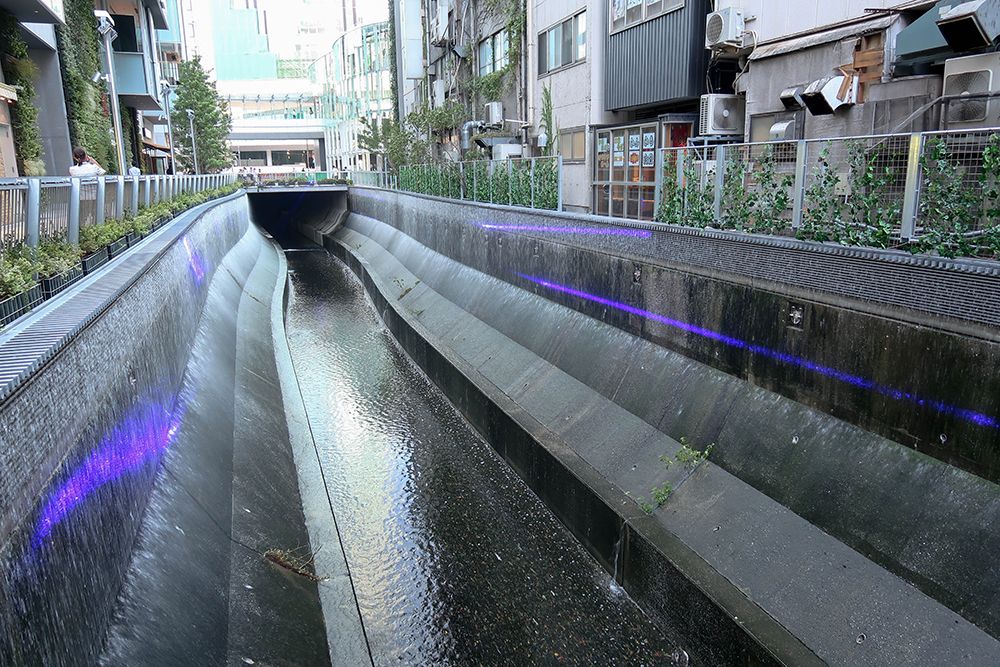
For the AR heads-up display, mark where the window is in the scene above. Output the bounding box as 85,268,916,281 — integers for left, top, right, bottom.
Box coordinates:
593,123,660,221
538,11,586,75
610,0,683,33
560,129,586,162
110,14,138,52
478,29,509,76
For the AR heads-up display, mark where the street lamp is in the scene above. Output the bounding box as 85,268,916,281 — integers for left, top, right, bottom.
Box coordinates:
185,108,199,175
160,81,175,173
95,10,126,175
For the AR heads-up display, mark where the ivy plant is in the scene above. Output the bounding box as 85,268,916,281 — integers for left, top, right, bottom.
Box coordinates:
720,149,754,230
749,146,793,234
914,137,978,258
841,140,899,248
799,144,843,243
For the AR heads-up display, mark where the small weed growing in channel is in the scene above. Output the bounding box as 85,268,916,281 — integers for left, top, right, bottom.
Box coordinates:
674,437,714,467
651,482,674,507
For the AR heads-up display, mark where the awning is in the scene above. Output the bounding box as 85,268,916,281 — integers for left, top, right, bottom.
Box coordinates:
141,137,171,153
0,83,19,104
750,15,897,61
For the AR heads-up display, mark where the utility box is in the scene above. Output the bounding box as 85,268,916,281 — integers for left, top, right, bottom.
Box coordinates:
491,143,522,161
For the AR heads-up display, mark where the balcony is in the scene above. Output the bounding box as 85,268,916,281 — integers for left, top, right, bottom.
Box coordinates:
0,0,64,23
114,51,162,111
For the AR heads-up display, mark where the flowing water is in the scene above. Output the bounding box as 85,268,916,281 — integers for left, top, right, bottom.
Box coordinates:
284,247,676,665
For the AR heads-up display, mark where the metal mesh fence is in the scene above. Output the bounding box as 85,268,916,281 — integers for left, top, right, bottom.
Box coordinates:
122,177,134,217
0,184,27,247
39,182,71,239
80,179,99,230
397,157,562,211
104,179,119,221
658,129,1000,258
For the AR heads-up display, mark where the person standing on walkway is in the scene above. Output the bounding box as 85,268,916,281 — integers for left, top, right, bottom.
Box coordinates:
69,147,106,177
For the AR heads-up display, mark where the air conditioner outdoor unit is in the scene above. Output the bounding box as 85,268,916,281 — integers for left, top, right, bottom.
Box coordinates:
699,94,745,136
943,52,1000,128
937,0,1000,53
705,7,744,50
484,101,503,126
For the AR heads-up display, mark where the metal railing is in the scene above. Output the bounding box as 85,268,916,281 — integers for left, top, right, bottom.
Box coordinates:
396,156,563,211
0,173,237,247
348,170,396,189
655,129,1000,256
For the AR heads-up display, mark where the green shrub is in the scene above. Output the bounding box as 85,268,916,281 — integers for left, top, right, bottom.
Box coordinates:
0,245,40,298
37,238,80,277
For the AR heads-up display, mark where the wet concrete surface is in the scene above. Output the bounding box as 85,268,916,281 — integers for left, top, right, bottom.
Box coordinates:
283,247,677,665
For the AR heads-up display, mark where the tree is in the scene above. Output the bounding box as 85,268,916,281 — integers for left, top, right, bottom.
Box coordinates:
171,56,232,172
358,116,428,170
540,84,556,157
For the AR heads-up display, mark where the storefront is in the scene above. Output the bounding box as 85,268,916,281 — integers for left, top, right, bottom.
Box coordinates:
593,114,694,220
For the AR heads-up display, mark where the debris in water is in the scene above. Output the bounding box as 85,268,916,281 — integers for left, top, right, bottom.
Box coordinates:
265,547,323,582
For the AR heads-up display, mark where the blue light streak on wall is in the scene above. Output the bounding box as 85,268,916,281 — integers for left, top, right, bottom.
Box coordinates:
478,222,652,238
183,236,206,285
518,274,999,430
33,403,183,546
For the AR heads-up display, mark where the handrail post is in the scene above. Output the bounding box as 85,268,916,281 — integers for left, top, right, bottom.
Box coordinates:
68,177,81,245
530,158,536,208
96,176,106,226
144,175,151,208
556,156,564,212
713,145,726,222
130,175,140,216
473,162,478,201
26,179,40,248
115,175,125,219
654,149,664,218
791,140,807,230
507,159,512,205
900,132,923,240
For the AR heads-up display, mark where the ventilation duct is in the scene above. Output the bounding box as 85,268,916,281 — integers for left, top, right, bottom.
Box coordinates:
801,74,857,115
936,0,1000,53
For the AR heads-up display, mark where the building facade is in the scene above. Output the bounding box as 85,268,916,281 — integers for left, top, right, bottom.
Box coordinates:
0,1,68,176
313,21,393,171
527,0,710,217
710,1,1000,141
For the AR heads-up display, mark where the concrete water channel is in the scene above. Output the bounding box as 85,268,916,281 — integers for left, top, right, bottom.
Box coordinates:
1,187,999,665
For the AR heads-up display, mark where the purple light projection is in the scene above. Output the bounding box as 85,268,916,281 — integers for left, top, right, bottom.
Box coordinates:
183,236,206,285
518,273,999,430
478,222,652,238
33,403,182,546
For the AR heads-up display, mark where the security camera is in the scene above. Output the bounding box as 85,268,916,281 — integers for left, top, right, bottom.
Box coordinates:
91,71,108,84
94,10,117,38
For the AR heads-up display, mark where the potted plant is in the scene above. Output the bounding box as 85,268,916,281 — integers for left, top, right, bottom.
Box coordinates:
0,246,40,326
37,237,84,299
79,222,112,274
105,218,130,258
